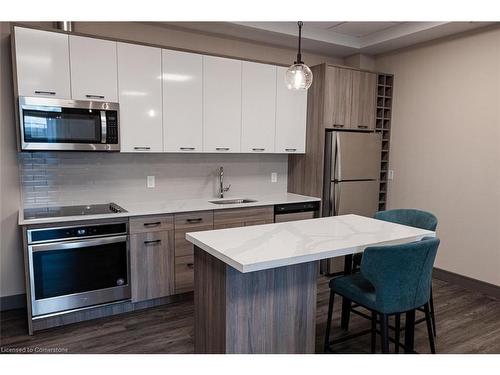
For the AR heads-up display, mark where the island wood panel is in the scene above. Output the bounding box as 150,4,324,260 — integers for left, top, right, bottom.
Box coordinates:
288,64,327,201
213,206,274,229
130,230,175,302
194,246,318,354
194,246,227,353
351,70,377,130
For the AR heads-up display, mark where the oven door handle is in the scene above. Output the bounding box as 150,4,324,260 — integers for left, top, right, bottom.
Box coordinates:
29,235,128,253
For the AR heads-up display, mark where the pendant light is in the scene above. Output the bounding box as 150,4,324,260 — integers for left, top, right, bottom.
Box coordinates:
285,21,313,90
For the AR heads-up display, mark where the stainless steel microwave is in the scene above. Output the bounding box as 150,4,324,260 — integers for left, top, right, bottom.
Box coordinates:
18,96,120,151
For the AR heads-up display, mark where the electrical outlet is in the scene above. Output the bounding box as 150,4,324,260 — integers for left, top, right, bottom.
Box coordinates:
147,176,155,188
271,172,278,183
388,170,394,181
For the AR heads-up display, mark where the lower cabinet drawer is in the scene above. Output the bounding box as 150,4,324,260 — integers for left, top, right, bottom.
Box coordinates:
174,255,194,294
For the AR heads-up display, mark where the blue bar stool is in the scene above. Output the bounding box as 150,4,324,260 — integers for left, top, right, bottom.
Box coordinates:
324,237,440,354
349,209,438,341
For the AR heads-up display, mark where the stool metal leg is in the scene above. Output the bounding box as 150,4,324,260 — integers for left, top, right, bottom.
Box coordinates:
394,313,401,354
424,302,436,354
404,309,416,353
429,286,437,337
380,314,389,354
340,255,353,330
324,290,335,353
371,311,377,353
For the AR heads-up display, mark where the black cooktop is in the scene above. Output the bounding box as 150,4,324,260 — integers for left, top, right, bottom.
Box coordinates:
23,203,127,220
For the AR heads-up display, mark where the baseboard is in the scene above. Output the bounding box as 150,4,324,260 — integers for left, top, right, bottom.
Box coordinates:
0,293,26,312
433,268,500,300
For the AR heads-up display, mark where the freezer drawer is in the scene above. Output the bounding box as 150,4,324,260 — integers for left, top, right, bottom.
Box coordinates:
330,180,380,218
330,132,382,181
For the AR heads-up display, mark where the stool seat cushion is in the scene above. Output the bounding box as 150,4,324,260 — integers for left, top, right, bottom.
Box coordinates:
330,274,377,311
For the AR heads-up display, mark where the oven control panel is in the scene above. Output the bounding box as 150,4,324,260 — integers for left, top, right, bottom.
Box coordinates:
28,222,127,244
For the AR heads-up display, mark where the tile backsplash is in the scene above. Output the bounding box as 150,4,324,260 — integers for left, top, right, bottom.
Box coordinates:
18,152,288,208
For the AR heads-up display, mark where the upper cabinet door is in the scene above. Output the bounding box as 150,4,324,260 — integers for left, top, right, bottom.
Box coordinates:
350,70,377,130
118,43,163,152
324,66,353,129
275,66,307,154
162,49,203,152
14,27,71,99
241,62,277,153
69,36,118,102
203,56,242,153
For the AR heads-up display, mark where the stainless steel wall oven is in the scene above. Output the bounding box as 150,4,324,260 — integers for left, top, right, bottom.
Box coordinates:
26,221,130,317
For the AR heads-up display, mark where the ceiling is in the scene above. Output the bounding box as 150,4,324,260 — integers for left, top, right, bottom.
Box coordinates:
158,21,496,57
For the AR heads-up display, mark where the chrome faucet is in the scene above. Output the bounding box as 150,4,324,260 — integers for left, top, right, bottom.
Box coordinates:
218,166,231,198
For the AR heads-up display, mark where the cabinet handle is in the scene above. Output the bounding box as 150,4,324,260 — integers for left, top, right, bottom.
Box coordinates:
86,94,105,99
215,147,230,151
180,147,196,151
143,221,161,227
186,218,203,223
144,239,161,245
134,146,151,150
358,125,368,129
333,124,344,128
285,148,297,152
34,90,56,96
252,148,265,152
187,263,194,269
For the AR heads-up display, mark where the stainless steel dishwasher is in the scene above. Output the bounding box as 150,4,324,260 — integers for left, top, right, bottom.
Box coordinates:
274,201,320,223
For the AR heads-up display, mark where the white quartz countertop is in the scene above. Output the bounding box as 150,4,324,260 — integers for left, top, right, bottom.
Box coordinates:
186,214,435,273
18,193,320,225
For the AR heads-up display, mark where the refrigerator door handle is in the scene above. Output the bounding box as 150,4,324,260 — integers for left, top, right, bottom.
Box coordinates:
336,132,342,181
330,183,334,216
335,183,341,216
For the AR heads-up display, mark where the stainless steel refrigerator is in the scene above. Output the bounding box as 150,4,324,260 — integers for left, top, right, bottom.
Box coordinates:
321,130,382,274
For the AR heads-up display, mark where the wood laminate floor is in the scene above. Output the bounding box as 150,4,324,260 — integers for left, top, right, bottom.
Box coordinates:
1,277,499,354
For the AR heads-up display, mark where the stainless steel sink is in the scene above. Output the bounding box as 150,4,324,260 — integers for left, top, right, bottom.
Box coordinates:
209,198,257,205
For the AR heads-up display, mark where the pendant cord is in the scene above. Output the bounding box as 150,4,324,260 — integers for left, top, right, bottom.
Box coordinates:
296,21,303,64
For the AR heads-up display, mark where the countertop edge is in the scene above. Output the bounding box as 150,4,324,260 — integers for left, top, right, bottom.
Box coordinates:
186,229,435,273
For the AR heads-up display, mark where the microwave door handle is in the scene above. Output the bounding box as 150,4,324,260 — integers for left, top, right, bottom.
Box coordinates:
29,235,127,253
100,111,107,143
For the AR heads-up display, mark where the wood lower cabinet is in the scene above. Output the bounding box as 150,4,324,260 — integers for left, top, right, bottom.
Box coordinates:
130,215,175,302
131,207,274,298
213,206,274,229
173,211,214,293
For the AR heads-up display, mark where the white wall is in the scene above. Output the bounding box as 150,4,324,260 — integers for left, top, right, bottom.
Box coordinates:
375,27,500,286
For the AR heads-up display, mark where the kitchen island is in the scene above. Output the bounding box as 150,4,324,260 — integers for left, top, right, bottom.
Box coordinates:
186,214,435,354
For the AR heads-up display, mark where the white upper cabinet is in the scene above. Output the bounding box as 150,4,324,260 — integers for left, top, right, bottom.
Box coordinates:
162,49,203,152
14,27,71,99
275,66,307,153
69,36,118,102
117,42,163,152
203,56,242,153
241,62,277,153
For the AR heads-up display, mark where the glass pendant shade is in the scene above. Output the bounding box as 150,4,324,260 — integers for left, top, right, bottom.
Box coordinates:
285,63,313,90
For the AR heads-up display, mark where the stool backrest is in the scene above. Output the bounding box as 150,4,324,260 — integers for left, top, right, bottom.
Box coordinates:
360,237,440,314
374,209,437,231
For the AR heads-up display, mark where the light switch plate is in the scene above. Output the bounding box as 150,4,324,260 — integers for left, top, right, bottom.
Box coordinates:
388,170,394,181
271,172,277,183
147,176,155,188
